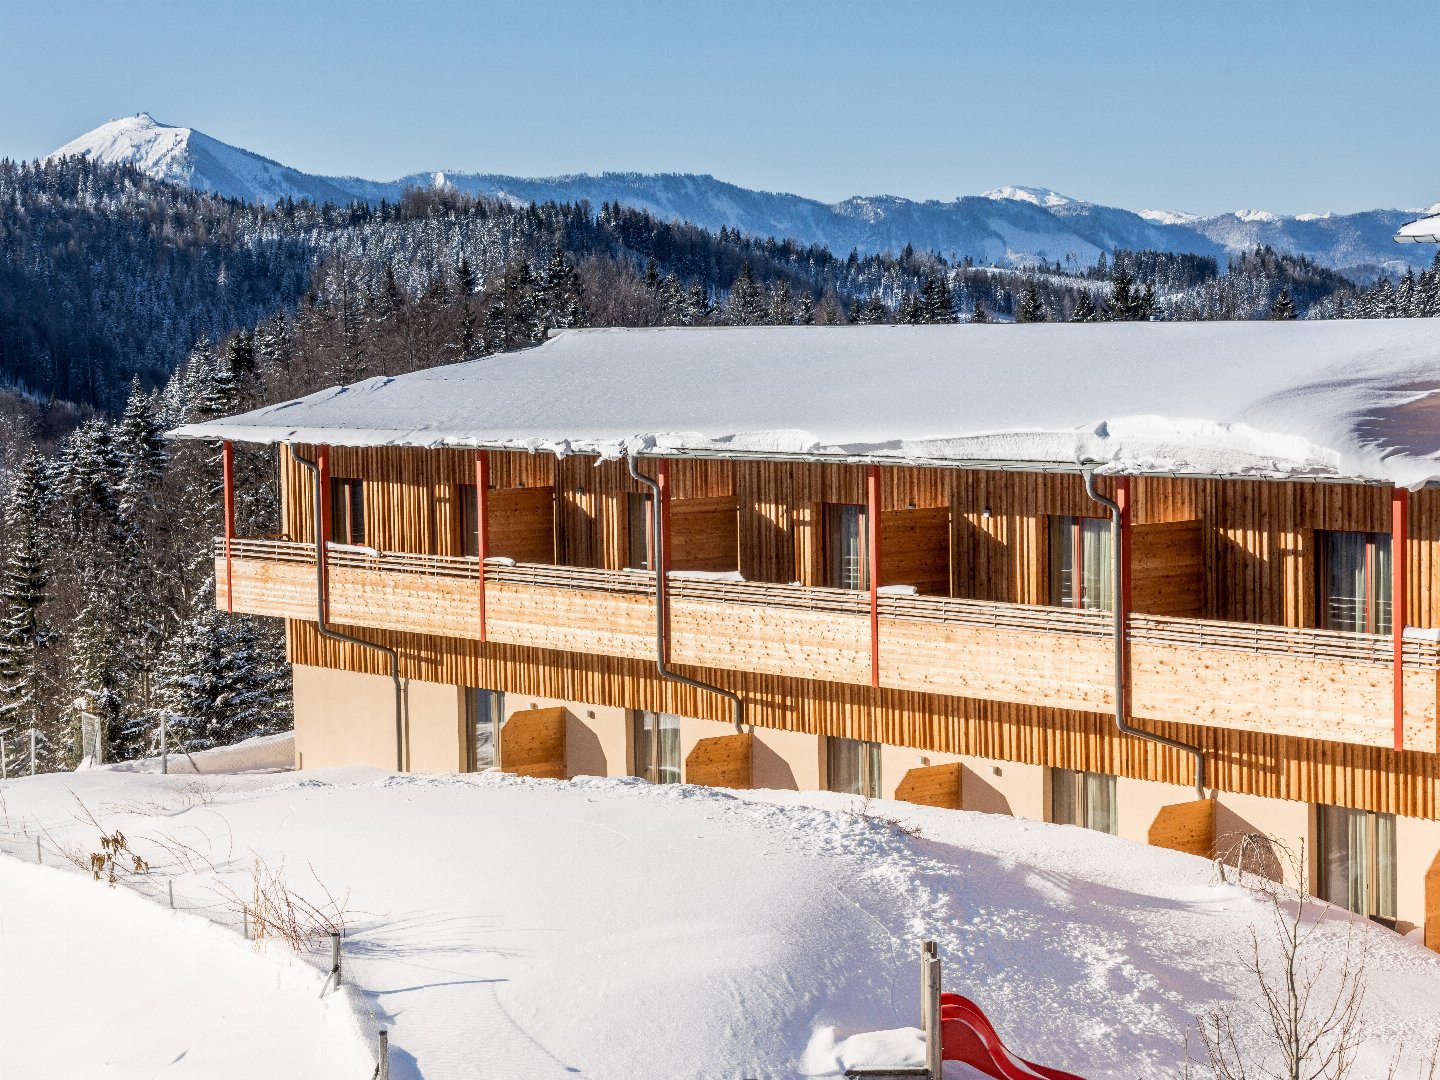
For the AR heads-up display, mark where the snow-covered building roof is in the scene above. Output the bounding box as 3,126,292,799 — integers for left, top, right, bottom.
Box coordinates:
1395,212,1440,244
170,321,1440,487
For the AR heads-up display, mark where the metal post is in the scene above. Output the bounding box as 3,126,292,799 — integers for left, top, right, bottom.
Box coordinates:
29,729,36,775
244,909,250,939
921,940,942,1079
377,1030,390,1080
160,710,168,775
168,880,174,908
35,837,41,864
1,736,7,779
330,930,341,988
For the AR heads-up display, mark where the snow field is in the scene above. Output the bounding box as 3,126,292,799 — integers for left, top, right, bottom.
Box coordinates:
1,763,1439,1079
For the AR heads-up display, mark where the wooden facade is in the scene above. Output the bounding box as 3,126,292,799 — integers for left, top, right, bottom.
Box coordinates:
238,443,1440,822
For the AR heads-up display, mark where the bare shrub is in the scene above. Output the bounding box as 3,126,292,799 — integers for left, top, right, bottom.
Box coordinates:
88,829,150,886
1194,842,1370,1080
218,856,351,952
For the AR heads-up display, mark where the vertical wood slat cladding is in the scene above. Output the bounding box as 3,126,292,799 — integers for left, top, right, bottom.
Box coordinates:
285,617,1440,820
670,497,740,572
1130,520,1205,617
880,507,952,596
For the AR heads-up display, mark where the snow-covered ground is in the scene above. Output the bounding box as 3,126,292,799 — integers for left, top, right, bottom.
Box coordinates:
2,746,1439,1079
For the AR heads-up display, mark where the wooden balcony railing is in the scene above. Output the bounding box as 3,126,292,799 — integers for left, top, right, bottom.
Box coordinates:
215,538,1438,752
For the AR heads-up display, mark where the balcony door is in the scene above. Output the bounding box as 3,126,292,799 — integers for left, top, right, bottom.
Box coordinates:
627,492,654,570
1317,805,1396,925
1050,768,1117,834
329,478,366,546
633,710,681,784
1317,531,1391,634
1049,516,1112,610
827,737,881,798
823,504,869,590
466,687,506,771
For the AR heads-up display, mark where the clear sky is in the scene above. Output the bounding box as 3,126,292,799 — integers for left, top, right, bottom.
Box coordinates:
4,0,1437,215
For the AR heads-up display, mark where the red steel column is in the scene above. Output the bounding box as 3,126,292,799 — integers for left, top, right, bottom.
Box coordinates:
1115,476,1132,717
476,450,490,641
867,464,882,688
1393,486,1408,752
657,458,672,663
316,445,332,621
222,440,236,612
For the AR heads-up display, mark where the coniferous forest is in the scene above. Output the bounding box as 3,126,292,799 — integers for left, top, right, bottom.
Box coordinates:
2,154,1438,772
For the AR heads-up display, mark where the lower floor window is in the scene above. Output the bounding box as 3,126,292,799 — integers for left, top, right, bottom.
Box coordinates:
1050,768,1117,835
466,688,505,771
633,711,682,785
827,737,881,799
1317,805,1396,924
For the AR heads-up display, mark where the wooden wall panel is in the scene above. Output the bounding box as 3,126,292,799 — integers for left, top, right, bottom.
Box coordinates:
894,763,962,809
670,496,739,572
684,733,752,789
1147,798,1215,857
500,706,566,779
881,507,951,596
1131,520,1205,617
286,618,1440,820
489,488,556,564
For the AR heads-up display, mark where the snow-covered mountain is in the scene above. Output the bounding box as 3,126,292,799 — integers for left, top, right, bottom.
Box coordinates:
48,114,1431,276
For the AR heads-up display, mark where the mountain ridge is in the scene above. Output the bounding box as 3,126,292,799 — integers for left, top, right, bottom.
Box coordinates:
47,114,1432,277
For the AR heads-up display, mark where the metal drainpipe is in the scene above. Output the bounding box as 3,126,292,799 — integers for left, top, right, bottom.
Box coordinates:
1083,470,1206,797
289,444,406,773
626,454,747,734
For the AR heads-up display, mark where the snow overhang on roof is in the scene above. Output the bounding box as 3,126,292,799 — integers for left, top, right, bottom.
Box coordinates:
1395,212,1440,244
169,322,1440,488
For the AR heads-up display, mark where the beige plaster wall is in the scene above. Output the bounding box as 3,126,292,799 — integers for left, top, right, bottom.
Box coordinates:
292,664,463,773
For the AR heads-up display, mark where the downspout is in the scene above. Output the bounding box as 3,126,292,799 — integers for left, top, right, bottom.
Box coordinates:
626,454,747,734
289,444,406,773
1084,470,1206,796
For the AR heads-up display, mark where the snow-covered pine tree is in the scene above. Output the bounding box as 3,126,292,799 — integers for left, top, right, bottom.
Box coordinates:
154,579,290,751
0,453,52,758
970,297,989,323
1268,289,1297,320
918,274,957,323
483,257,542,351
723,260,766,325
1016,280,1047,323
1069,291,1100,322
684,281,713,325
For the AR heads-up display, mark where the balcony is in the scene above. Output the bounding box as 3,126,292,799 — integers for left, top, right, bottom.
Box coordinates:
216,538,1439,753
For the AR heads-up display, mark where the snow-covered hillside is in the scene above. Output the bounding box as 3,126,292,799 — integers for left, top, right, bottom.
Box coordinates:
45,115,1433,274
2,756,1439,1079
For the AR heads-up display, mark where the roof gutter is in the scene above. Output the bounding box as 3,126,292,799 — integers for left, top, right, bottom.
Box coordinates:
289,444,406,773
626,453,747,735
1084,469,1207,797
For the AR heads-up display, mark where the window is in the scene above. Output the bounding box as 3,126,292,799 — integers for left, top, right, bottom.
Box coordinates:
1317,805,1396,925
823,504,869,590
827,737,881,798
465,688,505,771
627,492,654,570
1049,516,1113,610
458,484,480,558
633,710,681,784
1050,768,1117,834
329,478,366,546
1317,531,1392,634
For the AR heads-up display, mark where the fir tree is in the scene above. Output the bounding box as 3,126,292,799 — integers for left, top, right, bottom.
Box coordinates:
724,261,766,325
1069,292,1100,322
918,274,957,323
1268,288,1297,320
1016,280,1047,323
970,298,989,323
0,453,51,748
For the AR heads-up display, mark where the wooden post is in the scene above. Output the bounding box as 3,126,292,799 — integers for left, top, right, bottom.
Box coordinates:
1393,486,1408,752
658,458,672,663
222,440,236,613
867,464,882,688
377,1030,390,1080
475,450,490,641
316,445,331,621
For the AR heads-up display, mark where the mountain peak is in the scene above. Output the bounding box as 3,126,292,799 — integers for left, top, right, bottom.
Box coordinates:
980,185,1081,209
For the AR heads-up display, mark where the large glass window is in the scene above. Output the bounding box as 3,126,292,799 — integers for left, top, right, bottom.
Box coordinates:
827,737,882,798
1317,531,1392,634
823,504,869,590
329,478,366,546
633,710,681,784
628,492,654,570
1049,516,1112,610
1050,768,1118,835
1317,805,1397,925
465,688,505,771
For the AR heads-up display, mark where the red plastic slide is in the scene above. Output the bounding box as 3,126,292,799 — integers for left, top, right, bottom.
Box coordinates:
938,993,1088,1080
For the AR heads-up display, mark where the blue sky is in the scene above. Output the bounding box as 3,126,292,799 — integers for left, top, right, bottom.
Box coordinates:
4,0,1437,215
